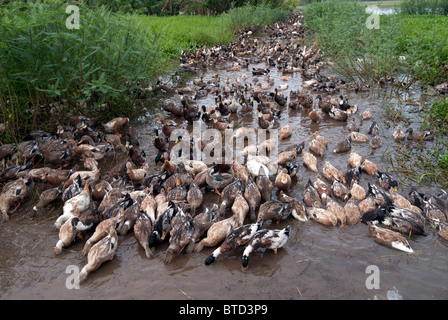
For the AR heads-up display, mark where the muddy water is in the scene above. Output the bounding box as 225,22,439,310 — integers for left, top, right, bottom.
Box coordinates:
2,33,448,301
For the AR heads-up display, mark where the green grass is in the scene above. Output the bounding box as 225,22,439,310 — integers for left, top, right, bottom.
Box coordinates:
0,1,288,143
136,14,234,63
136,3,289,64
303,0,448,86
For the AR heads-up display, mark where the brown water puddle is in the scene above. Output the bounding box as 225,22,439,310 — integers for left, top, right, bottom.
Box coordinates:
1,17,448,301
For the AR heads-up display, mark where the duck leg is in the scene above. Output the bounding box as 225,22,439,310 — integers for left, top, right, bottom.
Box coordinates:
214,187,222,196
10,202,21,213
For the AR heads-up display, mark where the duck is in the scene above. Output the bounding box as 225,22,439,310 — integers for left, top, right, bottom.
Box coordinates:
54,216,83,255
350,182,367,201
322,161,342,182
361,203,426,236
370,135,382,150
55,182,92,229
367,222,413,253
276,144,301,165
241,225,290,270
358,193,380,214
228,96,242,113
342,166,362,187
323,196,345,225
361,108,372,120
308,108,323,123
275,168,292,191
393,125,406,141
303,179,322,208
243,177,262,222
81,212,120,256
0,161,33,183
126,161,149,185
349,150,364,168
167,177,188,202
128,145,146,167
149,201,181,248
302,149,318,173
157,114,179,137
307,206,338,227
193,215,238,253
406,127,436,141
344,199,361,226
360,158,379,176
185,206,217,254
159,100,183,117
62,174,84,203
247,158,270,178
331,179,350,202
218,178,244,217
102,117,129,135
367,121,380,136
78,229,119,284
333,137,351,154
257,112,274,130
313,175,331,199
54,204,99,254
309,132,328,155
272,88,287,107
187,181,203,215
347,118,360,132
279,124,292,141
165,210,195,263
231,161,249,183
206,165,235,195
33,187,62,213
257,200,297,224
140,191,157,223
256,170,273,202
39,138,76,166
278,191,308,222
184,160,208,176
133,212,154,259
329,106,348,122
0,176,34,222
346,132,369,143
204,219,263,265
153,129,169,152
376,171,398,191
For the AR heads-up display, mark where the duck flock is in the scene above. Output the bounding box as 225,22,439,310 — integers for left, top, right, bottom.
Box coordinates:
1,11,448,284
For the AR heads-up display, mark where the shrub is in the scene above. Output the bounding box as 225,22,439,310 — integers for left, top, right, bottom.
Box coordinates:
0,1,163,141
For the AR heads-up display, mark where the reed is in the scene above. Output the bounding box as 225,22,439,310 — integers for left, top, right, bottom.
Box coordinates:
0,1,163,142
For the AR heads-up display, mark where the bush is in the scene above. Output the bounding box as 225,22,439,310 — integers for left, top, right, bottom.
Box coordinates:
303,0,448,86
225,3,289,32
0,1,163,142
401,0,448,15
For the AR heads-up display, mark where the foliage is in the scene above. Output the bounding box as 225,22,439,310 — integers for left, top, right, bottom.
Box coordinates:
400,0,448,15
303,0,448,86
0,1,163,142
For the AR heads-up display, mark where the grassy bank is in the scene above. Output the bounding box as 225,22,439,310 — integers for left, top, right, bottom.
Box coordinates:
0,1,288,143
303,0,448,86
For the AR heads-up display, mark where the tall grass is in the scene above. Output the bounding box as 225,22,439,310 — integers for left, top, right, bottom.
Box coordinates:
303,0,448,86
400,0,448,15
0,1,163,142
224,3,290,32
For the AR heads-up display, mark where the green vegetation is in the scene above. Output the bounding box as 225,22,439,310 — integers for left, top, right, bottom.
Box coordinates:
303,0,448,86
400,0,448,15
0,1,163,142
0,1,288,142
